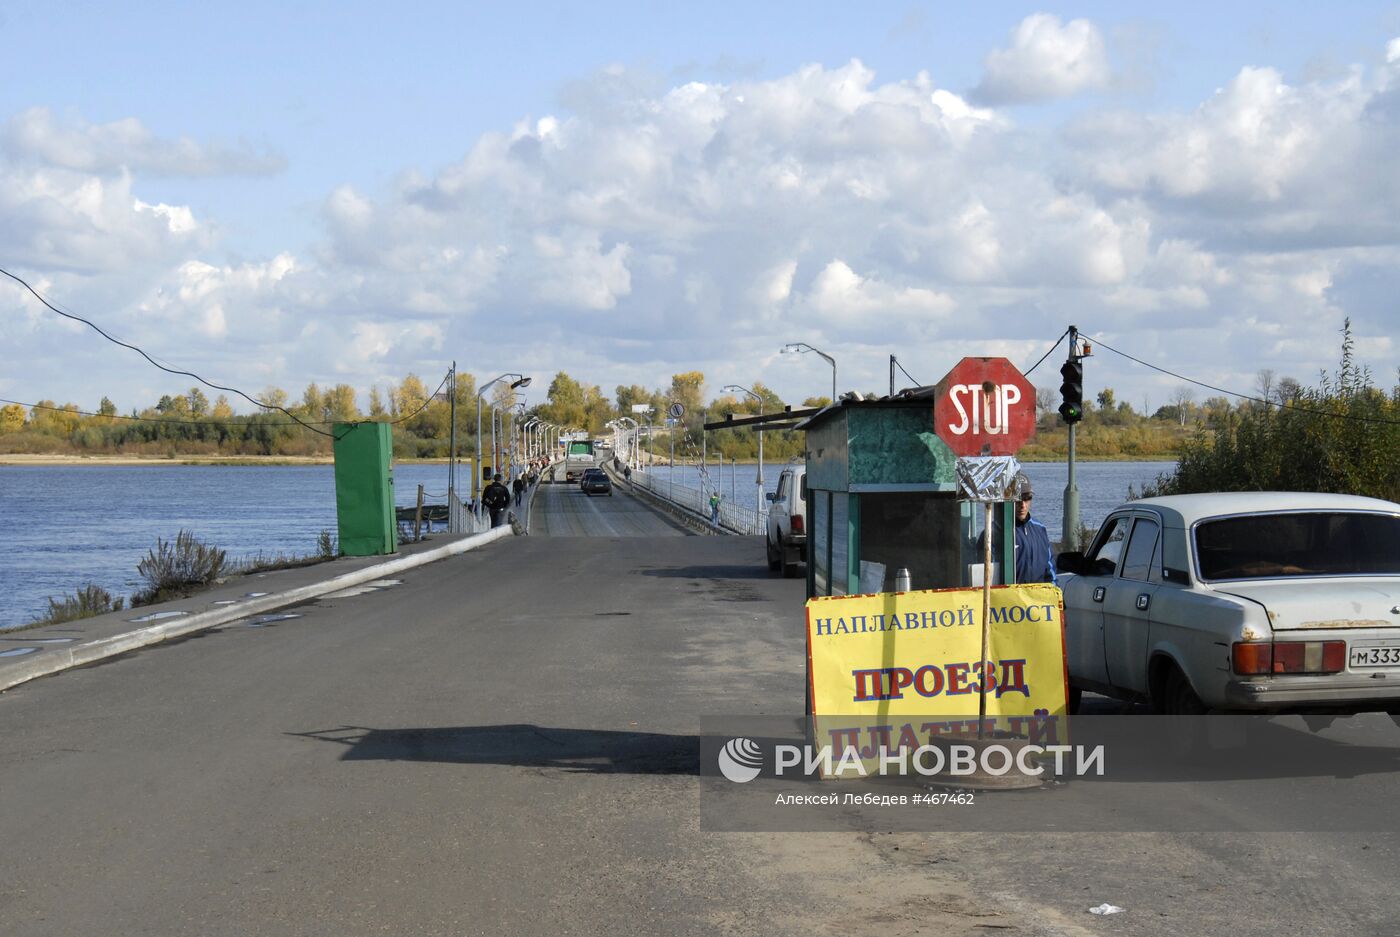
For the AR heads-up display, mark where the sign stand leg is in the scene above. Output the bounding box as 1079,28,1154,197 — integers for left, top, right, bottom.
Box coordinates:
978,500,992,739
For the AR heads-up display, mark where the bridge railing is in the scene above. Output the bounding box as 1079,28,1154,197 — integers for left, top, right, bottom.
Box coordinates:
627,465,763,535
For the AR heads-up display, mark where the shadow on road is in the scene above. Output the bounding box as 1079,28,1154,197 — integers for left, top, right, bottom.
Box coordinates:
288,724,700,774
639,563,772,581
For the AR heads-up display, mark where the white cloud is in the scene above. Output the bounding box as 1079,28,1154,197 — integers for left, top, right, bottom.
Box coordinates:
973,14,1112,105
804,260,955,324
2,107,284,176
0,164,208,271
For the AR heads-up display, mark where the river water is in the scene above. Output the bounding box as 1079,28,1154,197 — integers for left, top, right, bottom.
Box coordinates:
640,460,1173,540
0,459,1173,629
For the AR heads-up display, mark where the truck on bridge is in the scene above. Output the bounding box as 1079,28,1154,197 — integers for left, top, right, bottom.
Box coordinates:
563,437,596,482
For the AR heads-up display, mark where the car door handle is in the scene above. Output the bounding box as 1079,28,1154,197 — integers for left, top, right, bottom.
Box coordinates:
1092,586,1106,603
1136,593,1151,611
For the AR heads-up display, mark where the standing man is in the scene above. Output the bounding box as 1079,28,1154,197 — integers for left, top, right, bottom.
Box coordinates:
709,490,722,527
512,474,525,506
483,473,512,528
977,473,1056,585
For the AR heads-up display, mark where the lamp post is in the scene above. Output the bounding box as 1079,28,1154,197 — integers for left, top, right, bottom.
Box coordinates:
510,401,526,480
723,383,765,533
475,373,531,513
616,416,638,469
781,342,837,402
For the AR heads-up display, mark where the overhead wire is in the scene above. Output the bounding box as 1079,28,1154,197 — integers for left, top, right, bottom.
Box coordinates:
1023,328,1069,377
1085,333,1400,427
1,266,453,438
4,266,333,437
891,356,923,388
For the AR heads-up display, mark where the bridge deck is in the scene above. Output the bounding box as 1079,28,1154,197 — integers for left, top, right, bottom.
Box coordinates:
529,473,690,537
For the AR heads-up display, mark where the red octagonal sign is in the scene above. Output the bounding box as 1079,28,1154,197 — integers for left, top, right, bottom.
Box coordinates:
933,357,1037,457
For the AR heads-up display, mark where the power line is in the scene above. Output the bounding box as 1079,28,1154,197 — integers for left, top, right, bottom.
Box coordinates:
2,266,338,437
891,356,923,388
1,266,455,439
1023,328,1069,377
1086,333,1400,427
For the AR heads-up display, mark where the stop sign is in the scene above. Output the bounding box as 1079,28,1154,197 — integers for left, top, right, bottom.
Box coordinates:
933,357,1037,457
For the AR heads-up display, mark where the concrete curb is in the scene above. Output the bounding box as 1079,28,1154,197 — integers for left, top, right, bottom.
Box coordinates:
0,525,515,694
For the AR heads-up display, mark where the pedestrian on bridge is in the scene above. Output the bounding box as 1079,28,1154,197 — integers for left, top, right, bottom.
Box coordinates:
512,475,525,506
483,473,511,528
709,491,722,527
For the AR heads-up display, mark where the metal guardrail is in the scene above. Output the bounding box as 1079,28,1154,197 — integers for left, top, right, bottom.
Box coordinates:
627,465,763,535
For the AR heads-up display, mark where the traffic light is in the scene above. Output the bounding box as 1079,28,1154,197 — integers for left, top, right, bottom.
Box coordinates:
1059,360,1084,424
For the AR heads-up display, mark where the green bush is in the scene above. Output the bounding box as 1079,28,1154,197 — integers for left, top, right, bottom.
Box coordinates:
1160,321,1400,501
30,584,125,625
133,530,227,605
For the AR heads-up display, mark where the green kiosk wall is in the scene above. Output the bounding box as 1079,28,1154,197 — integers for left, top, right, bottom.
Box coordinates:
799,403,1015,598
333,421,396,556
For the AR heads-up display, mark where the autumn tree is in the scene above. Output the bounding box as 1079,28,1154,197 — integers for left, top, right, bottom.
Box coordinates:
325,384,360,422
211,395,234,419
667,371,706,418
0,403,25,433
368,386,387,419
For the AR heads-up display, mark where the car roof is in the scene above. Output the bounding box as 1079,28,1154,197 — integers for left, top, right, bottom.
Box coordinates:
1114,492,1400,527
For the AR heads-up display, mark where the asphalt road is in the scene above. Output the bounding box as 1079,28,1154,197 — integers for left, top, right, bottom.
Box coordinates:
529,473,690,537
3,491,1400,935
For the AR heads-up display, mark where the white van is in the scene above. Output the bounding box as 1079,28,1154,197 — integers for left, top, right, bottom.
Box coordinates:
765,465,807,578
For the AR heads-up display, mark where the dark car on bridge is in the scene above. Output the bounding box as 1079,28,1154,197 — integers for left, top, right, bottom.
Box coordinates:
580,468,612,496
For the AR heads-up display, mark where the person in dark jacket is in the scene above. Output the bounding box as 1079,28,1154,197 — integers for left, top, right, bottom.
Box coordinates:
978,473,1057,585
512,475,525,506
482,473,511,528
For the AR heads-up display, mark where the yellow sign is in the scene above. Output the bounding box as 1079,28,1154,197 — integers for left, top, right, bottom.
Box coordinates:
806,584,1068,724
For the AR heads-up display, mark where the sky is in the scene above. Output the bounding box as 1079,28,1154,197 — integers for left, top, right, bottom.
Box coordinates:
3,1,1400,417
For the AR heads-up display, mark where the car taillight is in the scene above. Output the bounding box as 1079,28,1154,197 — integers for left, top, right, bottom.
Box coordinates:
791,515,804,534
1231,641,1346,675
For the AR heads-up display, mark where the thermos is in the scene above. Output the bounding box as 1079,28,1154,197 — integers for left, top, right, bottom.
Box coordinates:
894,568,911,592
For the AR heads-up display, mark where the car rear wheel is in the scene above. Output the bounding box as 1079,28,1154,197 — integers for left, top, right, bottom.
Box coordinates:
781,545,800,579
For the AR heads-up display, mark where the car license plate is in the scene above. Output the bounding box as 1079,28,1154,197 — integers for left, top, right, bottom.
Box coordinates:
1350,643,1400,668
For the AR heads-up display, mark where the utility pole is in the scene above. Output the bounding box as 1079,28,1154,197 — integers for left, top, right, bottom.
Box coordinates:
1060,326,1086,550
889,355,896,397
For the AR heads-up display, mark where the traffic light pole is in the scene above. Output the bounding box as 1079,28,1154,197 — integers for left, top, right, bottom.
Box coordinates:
1062,325,1081,551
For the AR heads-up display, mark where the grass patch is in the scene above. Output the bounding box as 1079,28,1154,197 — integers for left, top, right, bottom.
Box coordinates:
132,530,228,606
25,584,125,628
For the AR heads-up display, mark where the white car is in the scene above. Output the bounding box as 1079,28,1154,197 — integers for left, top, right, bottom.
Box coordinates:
765,465,807,578
1057,492,1400,716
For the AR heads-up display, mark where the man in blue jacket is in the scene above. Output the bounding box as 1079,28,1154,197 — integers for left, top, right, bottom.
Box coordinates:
979,474,1057,585
1010,474,1057,585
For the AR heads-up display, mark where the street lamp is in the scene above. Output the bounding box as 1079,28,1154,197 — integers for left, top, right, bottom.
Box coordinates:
780,342,837,402
510,401,527,479
722,383,765,532
475,373,531,511
616,416,638,469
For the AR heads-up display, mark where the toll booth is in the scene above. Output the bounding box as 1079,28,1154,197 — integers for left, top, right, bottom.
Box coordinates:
796,399,1014,597
333,421,396,556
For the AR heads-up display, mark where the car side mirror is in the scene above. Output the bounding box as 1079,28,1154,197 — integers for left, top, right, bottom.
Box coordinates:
765,492,777,501
1056,551,1085,575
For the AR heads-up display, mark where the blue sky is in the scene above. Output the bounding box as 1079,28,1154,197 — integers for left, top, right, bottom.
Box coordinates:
2,2,1399,412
